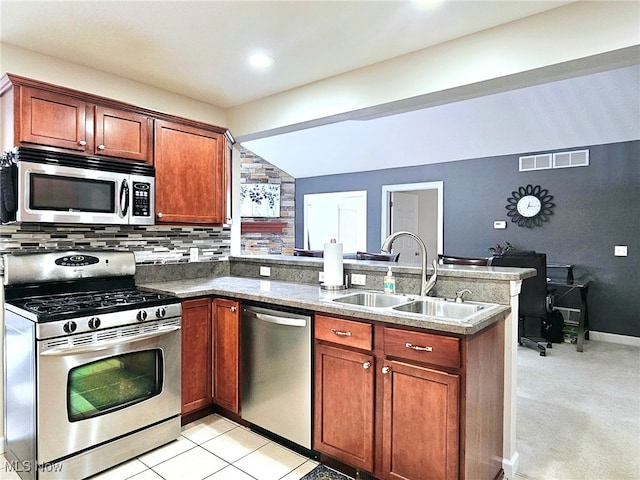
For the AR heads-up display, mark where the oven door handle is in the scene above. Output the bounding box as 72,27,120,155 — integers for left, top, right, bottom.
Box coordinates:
40,325,181,356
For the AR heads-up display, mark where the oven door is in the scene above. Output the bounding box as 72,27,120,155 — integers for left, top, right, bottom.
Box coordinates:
36,322,181,463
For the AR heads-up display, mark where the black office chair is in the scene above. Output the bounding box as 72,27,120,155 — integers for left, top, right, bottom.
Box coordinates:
356,251,400,262
438,254,490,266
293,248,324,257
489,252,553,356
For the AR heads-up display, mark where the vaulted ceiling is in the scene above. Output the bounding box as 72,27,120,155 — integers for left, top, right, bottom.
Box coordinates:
1,1,638,177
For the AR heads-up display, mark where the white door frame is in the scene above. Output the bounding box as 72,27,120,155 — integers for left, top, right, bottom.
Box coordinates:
381,181,444,255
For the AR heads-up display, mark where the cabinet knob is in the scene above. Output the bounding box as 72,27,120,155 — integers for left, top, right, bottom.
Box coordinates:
363,362,371,370
79,140,87,146
157,212,163,218
230,306,237,312
98,144,105,150
381,366,390,374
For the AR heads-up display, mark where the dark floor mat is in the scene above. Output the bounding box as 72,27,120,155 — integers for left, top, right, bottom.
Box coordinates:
301,464,354,480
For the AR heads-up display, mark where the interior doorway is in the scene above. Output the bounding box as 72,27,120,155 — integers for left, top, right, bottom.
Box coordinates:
381,182,443,266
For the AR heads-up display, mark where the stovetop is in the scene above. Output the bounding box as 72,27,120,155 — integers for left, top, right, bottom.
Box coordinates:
8,288,178,323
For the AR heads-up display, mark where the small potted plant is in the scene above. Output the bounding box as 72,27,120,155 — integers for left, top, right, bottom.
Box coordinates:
488,241,514,256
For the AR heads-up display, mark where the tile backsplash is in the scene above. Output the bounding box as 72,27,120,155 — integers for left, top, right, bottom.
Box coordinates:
0,223,231,264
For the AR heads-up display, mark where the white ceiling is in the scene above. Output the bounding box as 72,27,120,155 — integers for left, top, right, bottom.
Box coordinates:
1,1,638,178
0,0,573,108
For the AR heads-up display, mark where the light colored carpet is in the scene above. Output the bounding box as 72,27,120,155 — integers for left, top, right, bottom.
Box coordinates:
516,340,640,480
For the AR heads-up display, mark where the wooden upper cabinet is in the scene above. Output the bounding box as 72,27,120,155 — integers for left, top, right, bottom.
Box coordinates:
19,87,90,153
14,84,152,163
154,119,228,225
94,106,151,162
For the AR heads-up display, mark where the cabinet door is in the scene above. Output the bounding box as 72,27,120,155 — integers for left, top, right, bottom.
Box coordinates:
314,343,374,472
181,298,212,414
154,119,226,224
94,106,151,163
19,87,90,152
212,298,240,414
382,360,459,480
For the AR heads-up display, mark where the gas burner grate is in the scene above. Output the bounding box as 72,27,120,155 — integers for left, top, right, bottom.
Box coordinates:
13,289,177,322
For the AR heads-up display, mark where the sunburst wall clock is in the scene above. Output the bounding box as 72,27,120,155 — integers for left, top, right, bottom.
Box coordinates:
506,184,555,228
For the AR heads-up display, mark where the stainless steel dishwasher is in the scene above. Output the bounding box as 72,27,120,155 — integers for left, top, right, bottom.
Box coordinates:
241,304,312,449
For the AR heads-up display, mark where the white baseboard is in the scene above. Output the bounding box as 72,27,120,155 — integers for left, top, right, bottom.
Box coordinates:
590,331,640,347
502,451,520,479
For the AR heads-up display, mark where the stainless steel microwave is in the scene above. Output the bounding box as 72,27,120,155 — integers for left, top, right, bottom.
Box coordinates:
1,148,154,225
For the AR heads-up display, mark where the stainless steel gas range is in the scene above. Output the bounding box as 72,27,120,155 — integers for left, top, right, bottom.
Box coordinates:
3,250,182,480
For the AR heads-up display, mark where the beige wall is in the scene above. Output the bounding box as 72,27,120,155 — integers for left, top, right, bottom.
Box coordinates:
227,1,640,140
0,43,227,128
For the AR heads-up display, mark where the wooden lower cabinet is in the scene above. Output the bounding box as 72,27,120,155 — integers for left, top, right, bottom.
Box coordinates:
212,298,240,413
314,343,375,472
181,297,213,414
382,360,459,480
314,315,505,480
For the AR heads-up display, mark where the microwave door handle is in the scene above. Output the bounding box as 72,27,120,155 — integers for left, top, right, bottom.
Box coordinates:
119,178,130,217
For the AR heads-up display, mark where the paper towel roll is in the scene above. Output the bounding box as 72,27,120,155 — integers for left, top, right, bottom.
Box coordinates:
323,240,344,286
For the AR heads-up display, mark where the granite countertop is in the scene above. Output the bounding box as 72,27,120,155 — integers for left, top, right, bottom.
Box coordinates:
138,275,510,335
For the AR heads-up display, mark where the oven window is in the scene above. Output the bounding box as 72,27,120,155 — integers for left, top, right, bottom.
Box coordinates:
67,350,163,422
30,174,115,213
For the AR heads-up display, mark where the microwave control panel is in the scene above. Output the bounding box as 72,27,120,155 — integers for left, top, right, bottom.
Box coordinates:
132,182,152,217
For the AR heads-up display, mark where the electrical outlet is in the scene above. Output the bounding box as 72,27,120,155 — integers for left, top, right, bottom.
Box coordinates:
260,266,271,276
318,271,325,282
351,273,366,286
189,247,199,262
614,245,628,257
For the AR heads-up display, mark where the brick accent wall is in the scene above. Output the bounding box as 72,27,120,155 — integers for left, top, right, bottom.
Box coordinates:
240,147,295,255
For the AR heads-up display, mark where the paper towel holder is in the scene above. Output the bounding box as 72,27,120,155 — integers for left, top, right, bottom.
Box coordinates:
321,273,349,290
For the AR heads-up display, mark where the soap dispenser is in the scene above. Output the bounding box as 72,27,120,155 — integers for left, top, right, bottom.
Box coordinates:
383,266,396,294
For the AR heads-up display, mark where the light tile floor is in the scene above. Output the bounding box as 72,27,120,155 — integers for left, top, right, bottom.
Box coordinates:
0,414,320,480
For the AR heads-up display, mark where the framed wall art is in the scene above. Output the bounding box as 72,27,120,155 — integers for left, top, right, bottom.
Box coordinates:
240,183,281,218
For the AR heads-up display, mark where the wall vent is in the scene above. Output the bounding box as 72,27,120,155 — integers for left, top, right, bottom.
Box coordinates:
519,154,552,171
519,149,589,171
553,149,589,168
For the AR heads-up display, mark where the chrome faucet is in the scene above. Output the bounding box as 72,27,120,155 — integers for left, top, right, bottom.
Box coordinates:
380,231,437,296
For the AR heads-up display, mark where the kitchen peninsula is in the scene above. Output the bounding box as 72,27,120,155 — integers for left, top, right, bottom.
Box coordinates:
138,255,534,479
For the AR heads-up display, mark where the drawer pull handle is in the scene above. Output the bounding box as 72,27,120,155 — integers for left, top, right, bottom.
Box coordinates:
363,362,371,369
331,329,352,337
406,342,433,352
381,366,390,374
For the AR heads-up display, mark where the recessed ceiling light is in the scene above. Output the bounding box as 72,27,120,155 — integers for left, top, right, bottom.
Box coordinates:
249,54,274,69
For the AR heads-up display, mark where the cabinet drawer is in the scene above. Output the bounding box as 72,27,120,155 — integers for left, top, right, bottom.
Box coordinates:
383,327,460,369
315,315,372,351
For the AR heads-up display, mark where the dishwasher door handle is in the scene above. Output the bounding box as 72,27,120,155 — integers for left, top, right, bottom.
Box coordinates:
244,309,307,327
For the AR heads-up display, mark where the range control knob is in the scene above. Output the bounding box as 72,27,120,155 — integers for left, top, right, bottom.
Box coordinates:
88,317,101,330
136,310,148,322
155,307,166,318
63,321,77,334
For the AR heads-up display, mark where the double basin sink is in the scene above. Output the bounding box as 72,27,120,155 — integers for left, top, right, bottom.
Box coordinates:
331,291,496,322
